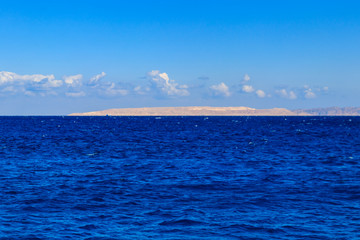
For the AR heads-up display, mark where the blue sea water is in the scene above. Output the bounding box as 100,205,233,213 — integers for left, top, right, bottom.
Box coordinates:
0,116,359,239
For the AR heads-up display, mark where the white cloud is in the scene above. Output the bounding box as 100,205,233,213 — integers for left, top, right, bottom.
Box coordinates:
239,74,268,98
64,74,83,87
242,85,255,93
1,71,55,84
0,71,63,96
210,82,231,97
276,89,297,99
304,88,316,99
32,77,63,89
0,70,131,98
0,71,16,85
323,86,329,91
256,89,266,98
148,70,189,96
243,74,250,82
89,72,106,85
303,85,317,99
0,71,62,88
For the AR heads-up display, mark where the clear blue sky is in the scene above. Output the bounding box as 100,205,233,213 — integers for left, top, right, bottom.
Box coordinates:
1,0,359,115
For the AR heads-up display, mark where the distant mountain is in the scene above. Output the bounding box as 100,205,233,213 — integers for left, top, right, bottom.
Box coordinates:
69,106,306,116
294,107,360,116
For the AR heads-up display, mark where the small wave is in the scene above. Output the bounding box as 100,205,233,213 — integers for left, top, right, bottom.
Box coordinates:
174,183,220,191
79,224,98,230
159,218,203,226
22,206,40,212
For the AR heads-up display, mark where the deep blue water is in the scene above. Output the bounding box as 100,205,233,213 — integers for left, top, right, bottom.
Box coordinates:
0,116,359,239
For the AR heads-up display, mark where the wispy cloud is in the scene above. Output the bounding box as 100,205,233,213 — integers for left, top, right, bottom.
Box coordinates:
134,85,150,95
275,84,329,100
276,89,297,99
304,87,316,99
100,82,128,96
87,72,128,97
65,91,86,97
243,73,250,82
147,70,189,97
242,85,255,93
89,72,106,85
210,82,231,97
303,85,330,99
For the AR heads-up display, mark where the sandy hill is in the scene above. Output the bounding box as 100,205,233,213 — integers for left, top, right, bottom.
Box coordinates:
69,106,306,116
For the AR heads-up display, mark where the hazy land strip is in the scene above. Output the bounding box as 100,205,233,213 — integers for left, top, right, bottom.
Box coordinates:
69,106,360,116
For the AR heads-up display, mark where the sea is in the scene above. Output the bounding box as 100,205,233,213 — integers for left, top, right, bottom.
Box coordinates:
0,116,359,239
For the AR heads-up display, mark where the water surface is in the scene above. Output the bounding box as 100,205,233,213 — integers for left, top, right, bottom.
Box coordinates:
0,116,359,239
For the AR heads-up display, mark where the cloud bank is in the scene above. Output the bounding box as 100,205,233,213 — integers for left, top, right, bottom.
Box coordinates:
0,70,329,102
0,71,62,96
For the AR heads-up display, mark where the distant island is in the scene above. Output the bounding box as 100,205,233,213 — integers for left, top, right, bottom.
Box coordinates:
293,107,360,116
68,106,360,116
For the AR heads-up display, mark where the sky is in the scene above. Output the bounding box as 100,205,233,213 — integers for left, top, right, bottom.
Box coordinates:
0,0,359,115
